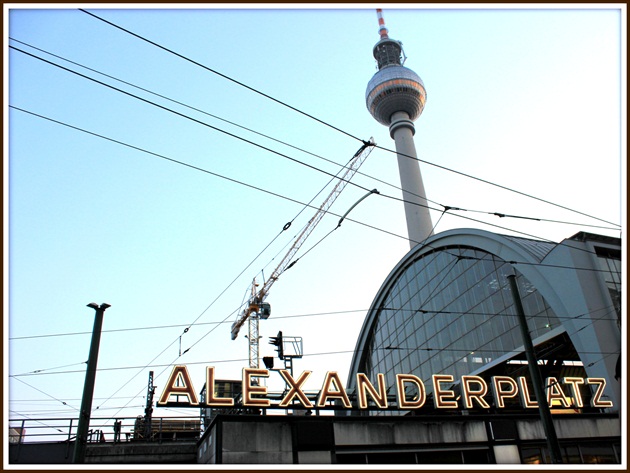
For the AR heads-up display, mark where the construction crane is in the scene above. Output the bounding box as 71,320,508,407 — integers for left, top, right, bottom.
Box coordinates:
230,138,376,368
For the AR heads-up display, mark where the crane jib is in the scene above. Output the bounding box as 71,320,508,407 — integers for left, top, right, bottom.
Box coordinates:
230,139,375,341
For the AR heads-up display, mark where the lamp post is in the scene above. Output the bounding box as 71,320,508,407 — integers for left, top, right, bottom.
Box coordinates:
507,275,562,463
72,302,110,463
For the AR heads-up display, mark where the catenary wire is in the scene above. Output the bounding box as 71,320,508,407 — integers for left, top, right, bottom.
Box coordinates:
10,35,393,226
380,279,620,383
444,206,619,231
11,377,79,411
9,45,375,196
11,249,399,416
93,155,379,418
9,51,617,258
8,36,350,167
8,86,624,414
9,106,394,336
374,144,620,229
10,262,619,414
11,395,146,403
12,361,87,377
382,192,619,255
238,155,380,302
280,188,382,267
11,104,412,262
8,38,618,234
78,8,364,143
11,303,618,379
9,105,325,211
378,304,619,323
113,171,422,403
9,304,618,344
10,314,619,378
76,11,620,231
421,305,620,384
7,37,443,222
381,304,620,376
10,340,619,379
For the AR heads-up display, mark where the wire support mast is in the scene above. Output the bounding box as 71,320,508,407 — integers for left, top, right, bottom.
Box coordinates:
230,139,376,342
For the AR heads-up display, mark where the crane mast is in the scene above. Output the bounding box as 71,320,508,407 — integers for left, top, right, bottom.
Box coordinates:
230,139,375,365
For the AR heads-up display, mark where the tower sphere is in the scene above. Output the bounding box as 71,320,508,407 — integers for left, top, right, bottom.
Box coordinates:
366,66,427,126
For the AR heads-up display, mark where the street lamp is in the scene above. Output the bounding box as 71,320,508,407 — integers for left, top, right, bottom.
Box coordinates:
72,302,110,463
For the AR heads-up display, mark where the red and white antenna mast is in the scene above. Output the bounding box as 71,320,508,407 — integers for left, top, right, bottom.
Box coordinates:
376,8,389,39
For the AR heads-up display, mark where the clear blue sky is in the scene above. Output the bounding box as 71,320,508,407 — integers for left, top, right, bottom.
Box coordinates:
6,5,623,429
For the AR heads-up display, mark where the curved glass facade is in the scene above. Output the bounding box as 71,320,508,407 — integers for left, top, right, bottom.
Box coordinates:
357,245,561,408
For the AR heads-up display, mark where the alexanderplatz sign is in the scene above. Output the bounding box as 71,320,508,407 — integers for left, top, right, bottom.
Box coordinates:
156,366,613,411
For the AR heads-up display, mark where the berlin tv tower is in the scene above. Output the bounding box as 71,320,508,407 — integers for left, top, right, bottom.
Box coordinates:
366,9,433,250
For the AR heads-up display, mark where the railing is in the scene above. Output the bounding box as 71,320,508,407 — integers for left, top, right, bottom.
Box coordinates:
7,416,203,445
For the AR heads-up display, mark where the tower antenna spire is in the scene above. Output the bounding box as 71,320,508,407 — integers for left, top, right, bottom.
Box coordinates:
376,8,389,39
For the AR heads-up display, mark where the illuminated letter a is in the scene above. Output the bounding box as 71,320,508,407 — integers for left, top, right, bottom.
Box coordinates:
317,372,351,408
157,365,199,406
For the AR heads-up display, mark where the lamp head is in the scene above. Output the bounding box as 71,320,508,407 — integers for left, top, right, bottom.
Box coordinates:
87,302,111,311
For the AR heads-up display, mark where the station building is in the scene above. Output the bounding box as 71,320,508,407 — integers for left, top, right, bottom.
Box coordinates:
196,228,623,465
347,228,621,411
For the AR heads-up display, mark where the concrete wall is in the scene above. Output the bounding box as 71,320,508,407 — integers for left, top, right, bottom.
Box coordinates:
8,442,73,464
200,414,621,465
334,420,488,446
222,421,293,464
517,417,621,441
85,441,198,464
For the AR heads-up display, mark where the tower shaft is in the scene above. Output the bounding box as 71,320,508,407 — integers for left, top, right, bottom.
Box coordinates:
390,112,433,247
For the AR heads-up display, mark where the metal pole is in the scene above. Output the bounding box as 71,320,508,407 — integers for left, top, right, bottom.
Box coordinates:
72,302,110,463
507,275,563,463
144,370,155,440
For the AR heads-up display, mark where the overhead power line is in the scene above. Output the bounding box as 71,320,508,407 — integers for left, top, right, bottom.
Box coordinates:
70,12,620,230
9,310,366,342
14,34,616,236
10,100,379,417
375,143,621,229
78,8,364,143
11,377,79,411
10,303,618,344
12,361,87,377
10,104,616,273
10,43,617,239
9,45,374,196
8,36,359,173
10,395,145,403
9,105,342,214
440,205,618,231
9,335,619,379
